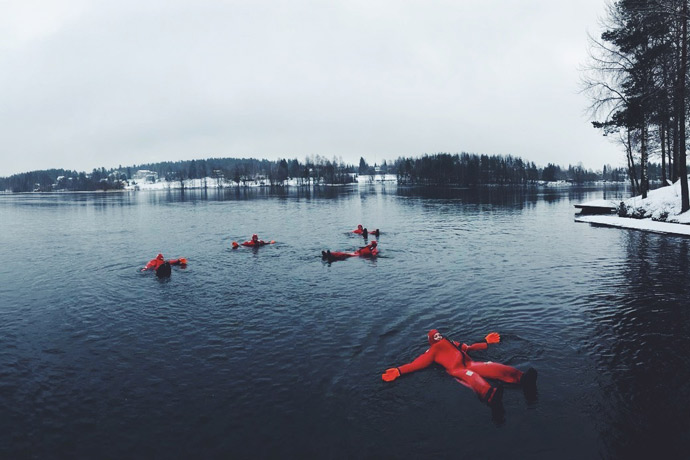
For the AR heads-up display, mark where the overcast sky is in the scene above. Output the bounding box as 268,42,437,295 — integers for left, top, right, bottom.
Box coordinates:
0,0,621,177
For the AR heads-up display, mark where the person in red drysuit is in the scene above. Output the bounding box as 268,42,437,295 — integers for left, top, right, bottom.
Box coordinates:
232,234,275,249
355,240,377,257
321,241,378,261
243,234,269,246
141,253,165,271
141,253,187,271
382,329,537,407
352,225,380,237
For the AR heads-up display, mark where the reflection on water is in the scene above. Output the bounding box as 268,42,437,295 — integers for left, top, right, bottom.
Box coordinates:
1,184,689,458
583,232,690,458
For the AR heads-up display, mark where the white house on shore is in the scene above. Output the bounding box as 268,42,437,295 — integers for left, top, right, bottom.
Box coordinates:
133,170,158,183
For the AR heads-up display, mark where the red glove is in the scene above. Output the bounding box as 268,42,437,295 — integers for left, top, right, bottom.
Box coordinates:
485,332,500,344
382,368,401,382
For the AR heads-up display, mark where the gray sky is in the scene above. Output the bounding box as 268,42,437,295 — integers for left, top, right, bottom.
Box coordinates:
0,0,621,177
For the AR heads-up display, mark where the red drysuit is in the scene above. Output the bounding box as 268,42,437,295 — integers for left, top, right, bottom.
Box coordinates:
322,242,378,261
242,240,268,247
142,253,165,271
239,234,272,247
394,329,523,401
142,254,186,271
355,241,378,257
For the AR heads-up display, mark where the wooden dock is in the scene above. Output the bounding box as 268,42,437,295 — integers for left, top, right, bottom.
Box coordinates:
574,200,618,215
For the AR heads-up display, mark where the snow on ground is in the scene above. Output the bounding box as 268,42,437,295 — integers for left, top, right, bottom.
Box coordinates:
125,177,288,190
575,214,690,236
616,179,690,224
125,174,397,190
576,176,690,236
356,174,397,183
576,199,618,208
619,177,690,224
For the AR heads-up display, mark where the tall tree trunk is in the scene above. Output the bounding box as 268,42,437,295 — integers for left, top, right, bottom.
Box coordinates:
641,122,649,199
674,12,682,184
667,119,674,182
680,0,690,212
674,112,680,181
661,122,668,184
626,129,639,196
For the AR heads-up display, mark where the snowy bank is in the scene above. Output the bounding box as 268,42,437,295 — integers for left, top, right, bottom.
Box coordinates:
575,214,690,236
617,178,690,224
576,177,690,236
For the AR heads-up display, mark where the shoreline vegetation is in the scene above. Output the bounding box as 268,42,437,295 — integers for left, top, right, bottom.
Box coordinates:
0,174,637,193
0,153,666,193
4,150,689,233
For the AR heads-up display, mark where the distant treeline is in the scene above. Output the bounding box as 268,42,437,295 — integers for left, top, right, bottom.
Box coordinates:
0,153,662,192
0,168,116,193
389,153,652,185
137,156,356,186
391,154,538,185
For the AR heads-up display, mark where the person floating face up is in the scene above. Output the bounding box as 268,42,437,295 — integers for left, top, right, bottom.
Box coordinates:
382,329,537,408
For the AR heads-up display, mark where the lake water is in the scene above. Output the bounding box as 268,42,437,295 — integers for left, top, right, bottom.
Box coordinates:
1,185,689,459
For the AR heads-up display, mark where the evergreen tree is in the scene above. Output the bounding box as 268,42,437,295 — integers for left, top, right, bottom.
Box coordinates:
358,157,369,175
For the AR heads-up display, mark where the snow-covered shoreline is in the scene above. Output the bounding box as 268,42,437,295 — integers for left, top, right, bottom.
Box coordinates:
0,177,641,194
576,177,690,236
123,174,398,191
575,214,690,236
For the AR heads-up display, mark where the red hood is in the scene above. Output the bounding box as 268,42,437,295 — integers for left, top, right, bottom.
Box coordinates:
428,329,441,345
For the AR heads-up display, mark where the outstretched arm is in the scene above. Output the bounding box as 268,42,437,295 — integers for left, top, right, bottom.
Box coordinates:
399,349,435,374
141,260,156,271
462,332,500,352
462,342,488,352
382,349,435,381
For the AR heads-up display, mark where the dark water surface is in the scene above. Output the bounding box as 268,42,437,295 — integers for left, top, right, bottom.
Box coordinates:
1,185,690,459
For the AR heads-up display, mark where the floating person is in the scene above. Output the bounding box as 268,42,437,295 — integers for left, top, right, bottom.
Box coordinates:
356,240,378,256
232,234,276,249
352,225,380,237
321,241,378,262
382,329,537,409
141,253,188,271
141,253,188,278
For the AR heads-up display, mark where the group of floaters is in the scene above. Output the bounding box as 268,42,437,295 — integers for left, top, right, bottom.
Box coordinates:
228,225,381,263
141,224,380,277
321,224,380,262
140,229,538,413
